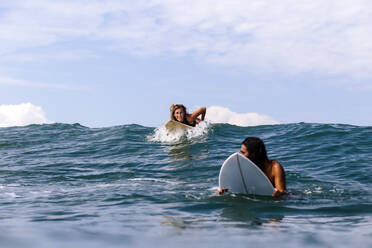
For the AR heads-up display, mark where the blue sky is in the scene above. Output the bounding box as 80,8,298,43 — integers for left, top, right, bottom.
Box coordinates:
1,0,372,127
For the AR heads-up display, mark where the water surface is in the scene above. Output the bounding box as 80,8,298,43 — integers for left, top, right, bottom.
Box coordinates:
0,122,371,247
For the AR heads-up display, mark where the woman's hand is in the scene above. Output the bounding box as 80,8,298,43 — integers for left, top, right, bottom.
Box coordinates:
217,187,228,195
272,188,285,197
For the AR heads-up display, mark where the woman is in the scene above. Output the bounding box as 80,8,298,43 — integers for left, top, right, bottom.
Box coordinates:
218,137,286,197
170,104,206,127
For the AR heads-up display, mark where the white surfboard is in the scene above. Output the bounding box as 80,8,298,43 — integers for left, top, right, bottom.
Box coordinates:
219,152,275,196
165,120,192,132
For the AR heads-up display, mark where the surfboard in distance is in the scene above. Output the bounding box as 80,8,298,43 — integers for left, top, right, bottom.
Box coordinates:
165,120,193,132
219,152,275,196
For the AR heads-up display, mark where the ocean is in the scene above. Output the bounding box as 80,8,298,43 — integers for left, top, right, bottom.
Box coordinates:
0,122,371,247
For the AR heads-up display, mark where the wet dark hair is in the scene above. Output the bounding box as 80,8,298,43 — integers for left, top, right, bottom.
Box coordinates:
171,104,189,125
242,137,269,170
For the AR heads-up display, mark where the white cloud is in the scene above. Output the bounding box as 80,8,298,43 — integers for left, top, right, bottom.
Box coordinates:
0,103,51,127
206,106,279,126
1,0,372,78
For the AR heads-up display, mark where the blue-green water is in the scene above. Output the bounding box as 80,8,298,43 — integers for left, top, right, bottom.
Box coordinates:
0,122,371,247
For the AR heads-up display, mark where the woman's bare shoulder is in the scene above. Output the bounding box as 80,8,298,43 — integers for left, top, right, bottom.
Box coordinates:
271,160,284,172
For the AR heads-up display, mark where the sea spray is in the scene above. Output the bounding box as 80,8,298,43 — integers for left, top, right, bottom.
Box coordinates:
148,120,210,143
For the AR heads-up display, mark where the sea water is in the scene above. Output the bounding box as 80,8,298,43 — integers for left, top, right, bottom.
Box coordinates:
0,122,371,247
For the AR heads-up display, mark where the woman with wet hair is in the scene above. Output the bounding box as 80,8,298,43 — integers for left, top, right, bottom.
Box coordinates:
219,137,286,197
170,104,206,127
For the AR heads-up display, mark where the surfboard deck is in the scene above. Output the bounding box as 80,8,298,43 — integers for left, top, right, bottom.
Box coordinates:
219,152,275,196
165,120,193,132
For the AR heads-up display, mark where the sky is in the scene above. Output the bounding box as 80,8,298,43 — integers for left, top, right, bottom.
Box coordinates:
1,0,372,127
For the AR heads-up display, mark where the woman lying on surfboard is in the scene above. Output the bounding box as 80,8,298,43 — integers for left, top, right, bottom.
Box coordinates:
218,137,286,197
170,104,206,127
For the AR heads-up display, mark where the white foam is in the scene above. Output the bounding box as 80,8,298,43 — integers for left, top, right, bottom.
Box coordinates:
129,178,179,186
206,106,279,126
0,103,51,128
4,192,20,198
148,121,210,143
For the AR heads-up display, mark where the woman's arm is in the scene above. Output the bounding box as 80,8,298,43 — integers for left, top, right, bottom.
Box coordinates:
190,107,206,121
170,104,175,120
272,161,286,197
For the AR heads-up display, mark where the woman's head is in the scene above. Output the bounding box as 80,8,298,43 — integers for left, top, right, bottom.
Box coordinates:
241,137,269,169
171,104,187,123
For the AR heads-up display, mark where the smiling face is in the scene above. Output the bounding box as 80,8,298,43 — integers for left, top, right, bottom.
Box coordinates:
174,107,185,122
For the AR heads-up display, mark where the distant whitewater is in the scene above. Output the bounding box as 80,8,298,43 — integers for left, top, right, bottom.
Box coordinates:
0,103,50,127
206,106,279,126
0,122,371,248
